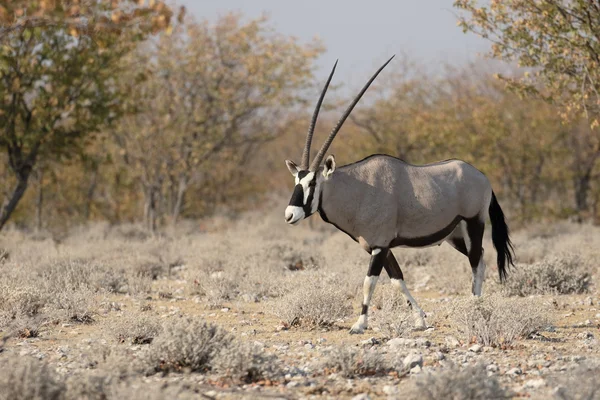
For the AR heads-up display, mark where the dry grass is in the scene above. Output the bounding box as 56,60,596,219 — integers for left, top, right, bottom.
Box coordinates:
407,364,512,400
369,283,413,338
321,346,387,378
503,254,592,296
449,293,551,347
111,314,162,344
552,364,600,400
272,274,353,328
0,210,599,399
140,317,231,374
0,356,65,400
212,342,281,383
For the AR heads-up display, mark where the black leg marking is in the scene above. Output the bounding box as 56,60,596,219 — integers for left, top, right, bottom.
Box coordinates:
449,237,468,257
383,250,404,280
361,304,368,315
367,248,387,277
466,218,484,270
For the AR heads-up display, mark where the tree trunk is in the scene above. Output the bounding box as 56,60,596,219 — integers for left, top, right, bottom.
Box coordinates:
574,173,592,221
171,175,188,225
84,169,98,221
35,169,44,232
0,169,32,231
143,184,159,233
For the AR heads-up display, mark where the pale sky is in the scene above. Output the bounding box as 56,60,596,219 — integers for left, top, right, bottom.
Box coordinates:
179,0,489,89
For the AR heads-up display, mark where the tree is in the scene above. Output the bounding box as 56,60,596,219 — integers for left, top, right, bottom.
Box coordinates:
0,2,173,231
0,1,182,38
112,13,323,230
455,0,600,219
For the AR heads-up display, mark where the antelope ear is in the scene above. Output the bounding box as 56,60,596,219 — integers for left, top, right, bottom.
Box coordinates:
285,160,299,177
323,155,336,178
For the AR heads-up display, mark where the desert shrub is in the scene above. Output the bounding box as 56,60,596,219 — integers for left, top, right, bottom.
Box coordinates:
407,364,511,400
0,356,66,400
321,346,385,378
272,275,353,328
212,342,281,383
552,364,600,400
450,293,550,347
65,374,111,400
369,284,413,337
141,318,231,374
192,270,240,308
264,243,322,271
503,254,591,296
0,285,46,329
112,314,162,344
47,287,97,323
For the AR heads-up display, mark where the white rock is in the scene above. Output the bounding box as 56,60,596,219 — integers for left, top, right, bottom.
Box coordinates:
410,365,422,374
352,394,371,400
382,386,398,396
468,344,482,353
524,379,546,389
486,364,499,373
361,337,380,346
403,354,423,369
506,367,522,375
445,336,460,347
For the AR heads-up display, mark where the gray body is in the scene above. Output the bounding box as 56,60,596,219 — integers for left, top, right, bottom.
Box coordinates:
319,155,491,252
284,57,514,334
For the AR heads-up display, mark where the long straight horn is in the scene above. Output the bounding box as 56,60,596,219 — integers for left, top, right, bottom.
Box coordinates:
310,55,395,171
300,60,338,170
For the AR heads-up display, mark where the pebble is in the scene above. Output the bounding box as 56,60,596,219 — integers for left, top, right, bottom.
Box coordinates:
524,379,546,389
361,337,381,346
576,332,594,340
445,336,460,347
435,351,445,361
351,394,371,400
403,354,423,369
486,364,499,373
506,367,522,375
382,385,398,395
468,344,482,353
410,365,422,374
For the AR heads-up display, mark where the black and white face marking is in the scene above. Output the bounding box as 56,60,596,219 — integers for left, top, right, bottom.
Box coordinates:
284,163,320,225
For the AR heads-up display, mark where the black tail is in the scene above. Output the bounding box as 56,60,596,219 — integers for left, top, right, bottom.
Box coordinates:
489,192,515,282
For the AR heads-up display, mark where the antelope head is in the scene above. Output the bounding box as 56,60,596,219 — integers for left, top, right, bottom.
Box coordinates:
284,56,394,225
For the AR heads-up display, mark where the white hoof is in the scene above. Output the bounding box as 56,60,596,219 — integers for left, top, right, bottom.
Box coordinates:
349,325,366,334
413,311,427,330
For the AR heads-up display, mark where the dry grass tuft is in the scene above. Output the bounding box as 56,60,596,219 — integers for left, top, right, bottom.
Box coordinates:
552,364,600,400
213,342,281,383
407,364,511,400
140,317,231,374
272,275,353,328
503,254,591,296
450,293,551,347
321,346,386,378
112,314,162,344
369,283,413,338
0,285,45,329
0,356,66,400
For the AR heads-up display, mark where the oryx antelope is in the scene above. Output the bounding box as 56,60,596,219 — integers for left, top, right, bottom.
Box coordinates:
284,56,515,334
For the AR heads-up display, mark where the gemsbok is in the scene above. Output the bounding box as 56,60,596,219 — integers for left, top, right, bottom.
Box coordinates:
284,56,515,334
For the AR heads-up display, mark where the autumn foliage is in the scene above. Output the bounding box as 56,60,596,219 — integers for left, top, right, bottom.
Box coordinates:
2,1,600,233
